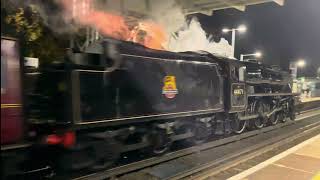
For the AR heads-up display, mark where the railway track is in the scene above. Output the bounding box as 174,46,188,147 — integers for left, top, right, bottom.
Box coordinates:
70,108,320,180
165,111,320,180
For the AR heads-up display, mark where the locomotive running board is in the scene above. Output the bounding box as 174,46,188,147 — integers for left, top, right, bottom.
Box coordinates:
248,93,298,97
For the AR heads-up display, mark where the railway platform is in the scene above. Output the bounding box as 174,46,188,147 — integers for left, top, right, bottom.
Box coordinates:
228,134,320,180
301,97,320,103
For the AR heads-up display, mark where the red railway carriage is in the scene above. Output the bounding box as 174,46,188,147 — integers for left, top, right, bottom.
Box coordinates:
1,37,51,179
1,37,24,144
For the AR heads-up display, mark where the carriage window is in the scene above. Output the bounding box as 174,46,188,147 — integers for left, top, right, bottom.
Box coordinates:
1,56,7,94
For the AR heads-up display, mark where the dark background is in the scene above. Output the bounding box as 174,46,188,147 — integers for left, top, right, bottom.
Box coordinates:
196,0,320,77
2,0,319,76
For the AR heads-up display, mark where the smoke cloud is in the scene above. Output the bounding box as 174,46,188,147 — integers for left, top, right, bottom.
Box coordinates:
31,1,79,34
4,0,232,56
141,0,232,56
148,0,185,39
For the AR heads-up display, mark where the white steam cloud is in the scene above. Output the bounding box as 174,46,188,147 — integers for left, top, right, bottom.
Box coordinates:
149,0,232,56
149,0,186,38
167,19,232,57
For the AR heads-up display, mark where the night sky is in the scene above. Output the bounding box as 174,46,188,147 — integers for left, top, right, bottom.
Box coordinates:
196,0,320,77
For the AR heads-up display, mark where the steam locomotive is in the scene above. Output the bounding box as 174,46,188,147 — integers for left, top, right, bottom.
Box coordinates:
1,36,296,178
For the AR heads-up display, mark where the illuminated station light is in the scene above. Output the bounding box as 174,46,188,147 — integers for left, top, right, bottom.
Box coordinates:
240,51,263,61
296,59,306,67
222,25,247,58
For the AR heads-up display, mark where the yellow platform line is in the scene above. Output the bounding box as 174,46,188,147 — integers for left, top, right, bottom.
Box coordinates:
313,172,320,180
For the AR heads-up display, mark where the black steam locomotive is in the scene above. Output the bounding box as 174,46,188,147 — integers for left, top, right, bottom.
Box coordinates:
2,38,296,177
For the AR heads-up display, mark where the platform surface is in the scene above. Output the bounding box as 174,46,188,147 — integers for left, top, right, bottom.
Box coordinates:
228,134,320,180
300,97,320,103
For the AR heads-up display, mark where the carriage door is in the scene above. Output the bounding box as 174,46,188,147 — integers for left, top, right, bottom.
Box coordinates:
1,37,23,144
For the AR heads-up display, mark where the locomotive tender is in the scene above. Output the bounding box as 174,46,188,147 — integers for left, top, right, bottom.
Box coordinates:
1,37,296,177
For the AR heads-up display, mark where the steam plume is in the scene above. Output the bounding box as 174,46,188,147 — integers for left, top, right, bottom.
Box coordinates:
4,0,232,56
167,19,232,57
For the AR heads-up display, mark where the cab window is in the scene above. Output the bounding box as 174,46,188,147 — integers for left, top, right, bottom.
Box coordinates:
239,66,246,82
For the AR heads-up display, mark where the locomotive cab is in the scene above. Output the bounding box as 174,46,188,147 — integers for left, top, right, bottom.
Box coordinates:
219,59,247,113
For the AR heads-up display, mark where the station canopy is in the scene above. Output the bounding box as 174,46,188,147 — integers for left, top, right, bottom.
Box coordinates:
178,0,285,15
102,0,286,17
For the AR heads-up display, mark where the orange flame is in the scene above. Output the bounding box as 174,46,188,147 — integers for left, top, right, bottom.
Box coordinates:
129,22,167,50
60,0,166,50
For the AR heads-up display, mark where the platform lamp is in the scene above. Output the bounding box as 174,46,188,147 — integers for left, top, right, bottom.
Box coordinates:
240,51,262,61
290,59,306,79
222,25,247,58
